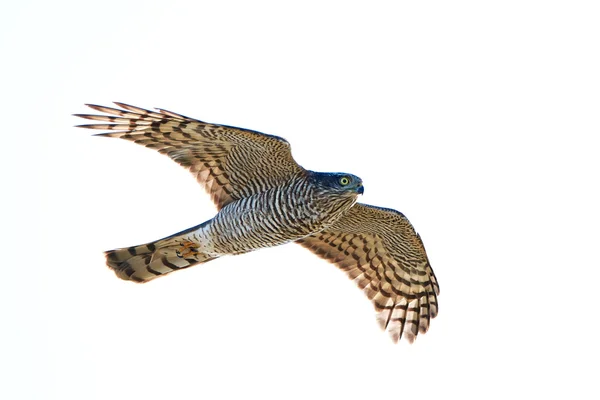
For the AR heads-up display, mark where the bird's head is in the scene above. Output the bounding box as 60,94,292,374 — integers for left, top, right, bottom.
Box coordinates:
308,171,364,197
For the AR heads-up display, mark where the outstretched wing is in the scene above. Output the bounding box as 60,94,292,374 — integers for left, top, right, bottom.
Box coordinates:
297,203,439,343
75,102,304,209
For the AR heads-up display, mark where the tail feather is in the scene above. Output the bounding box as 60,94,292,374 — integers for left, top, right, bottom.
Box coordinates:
105,233,217,283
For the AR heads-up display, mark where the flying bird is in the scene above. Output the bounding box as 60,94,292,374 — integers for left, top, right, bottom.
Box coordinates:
75,103,439,343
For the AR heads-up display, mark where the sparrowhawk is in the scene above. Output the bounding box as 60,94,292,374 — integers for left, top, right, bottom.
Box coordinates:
75,102,439,343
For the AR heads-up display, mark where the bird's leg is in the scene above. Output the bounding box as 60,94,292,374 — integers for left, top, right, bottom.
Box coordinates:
176,240,199,259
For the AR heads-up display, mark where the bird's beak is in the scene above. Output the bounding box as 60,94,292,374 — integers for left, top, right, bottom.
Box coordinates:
356,185,364,195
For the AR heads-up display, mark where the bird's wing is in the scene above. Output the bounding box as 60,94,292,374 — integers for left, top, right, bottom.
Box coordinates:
296,203,439,343
75,102,304,209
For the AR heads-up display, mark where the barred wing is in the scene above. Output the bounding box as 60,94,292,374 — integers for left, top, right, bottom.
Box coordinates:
297,203,439,343
75,102,304,209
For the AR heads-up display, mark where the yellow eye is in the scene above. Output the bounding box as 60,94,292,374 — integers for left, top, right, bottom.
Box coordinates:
339,176,350,186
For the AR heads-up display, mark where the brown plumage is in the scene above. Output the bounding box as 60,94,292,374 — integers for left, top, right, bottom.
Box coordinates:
297,204,438,342
75,102,439,343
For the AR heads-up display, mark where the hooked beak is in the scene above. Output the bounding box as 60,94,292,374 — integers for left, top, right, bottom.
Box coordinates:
356,185,364,195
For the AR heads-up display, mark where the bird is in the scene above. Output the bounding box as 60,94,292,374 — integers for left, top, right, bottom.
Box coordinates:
75,102,439,343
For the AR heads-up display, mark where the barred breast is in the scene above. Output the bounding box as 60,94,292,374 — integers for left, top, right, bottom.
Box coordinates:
206,176,358,255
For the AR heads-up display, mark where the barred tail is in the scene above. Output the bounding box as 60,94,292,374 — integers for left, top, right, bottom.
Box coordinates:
105,224,217,283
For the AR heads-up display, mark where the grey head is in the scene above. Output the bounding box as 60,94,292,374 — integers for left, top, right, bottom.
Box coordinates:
307,171,364,196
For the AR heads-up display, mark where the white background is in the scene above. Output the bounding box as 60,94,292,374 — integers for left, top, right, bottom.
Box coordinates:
2,1,599,399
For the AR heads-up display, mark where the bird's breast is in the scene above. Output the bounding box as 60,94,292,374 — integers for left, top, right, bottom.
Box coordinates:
206,181,356,255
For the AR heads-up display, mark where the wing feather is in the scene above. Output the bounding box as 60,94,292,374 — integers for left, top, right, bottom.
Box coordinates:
297,203,439,343
75,102,304,209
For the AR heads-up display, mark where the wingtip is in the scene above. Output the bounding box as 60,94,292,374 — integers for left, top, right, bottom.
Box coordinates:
155,107,194,120
389,330,400,344
84,103,105,112
73,114,94,120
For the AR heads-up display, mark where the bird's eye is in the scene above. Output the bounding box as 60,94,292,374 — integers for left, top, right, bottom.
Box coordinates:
339,176,350,186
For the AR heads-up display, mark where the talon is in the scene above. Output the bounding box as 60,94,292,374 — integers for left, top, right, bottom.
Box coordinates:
176,241,199,259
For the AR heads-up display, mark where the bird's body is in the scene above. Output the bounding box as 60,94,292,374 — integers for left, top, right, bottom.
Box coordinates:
76,103,439,343
208,171,361,253
106,170,362,282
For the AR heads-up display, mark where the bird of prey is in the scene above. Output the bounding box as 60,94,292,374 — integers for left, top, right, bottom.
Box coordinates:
75,103,439,343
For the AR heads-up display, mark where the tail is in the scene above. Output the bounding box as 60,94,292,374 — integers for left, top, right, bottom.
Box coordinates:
105,224,218,283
